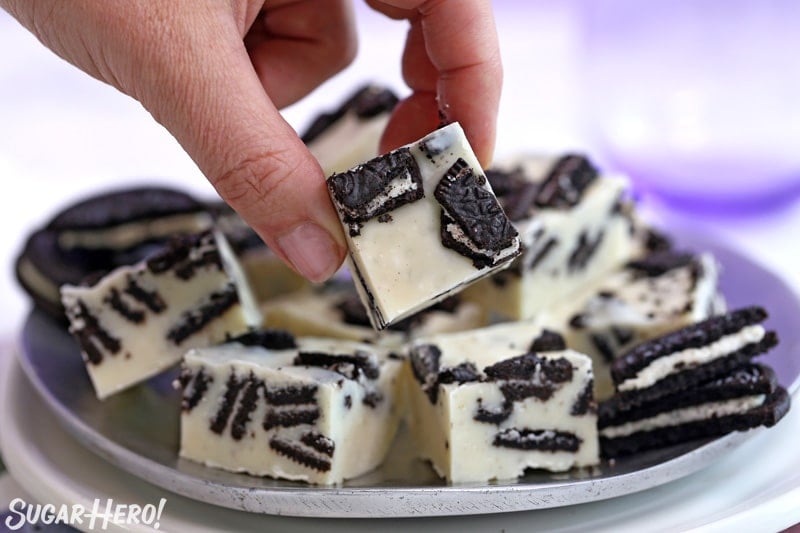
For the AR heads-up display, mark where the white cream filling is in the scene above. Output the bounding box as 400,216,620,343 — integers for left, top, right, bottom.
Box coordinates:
600,394,766,438
358,170,420,218
58,212,213,250
617,325,766,391
444,220,520,266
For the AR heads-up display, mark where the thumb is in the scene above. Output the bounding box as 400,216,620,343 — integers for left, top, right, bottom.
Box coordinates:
133,12,348,282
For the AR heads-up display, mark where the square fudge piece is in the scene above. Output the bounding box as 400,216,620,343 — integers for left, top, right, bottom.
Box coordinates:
562,250,723,399
327,122,521,330
405,321,598,483
461,153,639,321
61,229,261,399
177,332,406,485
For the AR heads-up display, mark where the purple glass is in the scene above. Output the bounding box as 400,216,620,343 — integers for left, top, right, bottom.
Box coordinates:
576,1,800,211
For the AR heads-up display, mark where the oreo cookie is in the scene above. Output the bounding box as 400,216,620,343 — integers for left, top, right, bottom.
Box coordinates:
609,306,778,411
599,363,791,458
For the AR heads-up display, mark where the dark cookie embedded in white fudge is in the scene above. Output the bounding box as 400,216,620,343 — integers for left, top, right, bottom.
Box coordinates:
327,122,521,331
599,363,791,458
435,159,520,269
328,147,424,236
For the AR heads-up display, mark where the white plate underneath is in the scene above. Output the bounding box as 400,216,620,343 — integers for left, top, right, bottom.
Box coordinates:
9,236,800,520
2,349,800,532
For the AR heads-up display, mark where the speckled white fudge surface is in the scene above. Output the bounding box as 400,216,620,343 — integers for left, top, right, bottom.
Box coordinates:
462,154,638,321
178,336,406,485
404,321,598,483
562,251,723,399
60,230,261,399
327,122,520,330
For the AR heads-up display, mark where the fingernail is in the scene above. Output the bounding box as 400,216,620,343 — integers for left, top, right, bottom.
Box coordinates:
277,222,342,282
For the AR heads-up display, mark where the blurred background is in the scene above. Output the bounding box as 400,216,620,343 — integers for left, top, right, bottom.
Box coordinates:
1,0,799,338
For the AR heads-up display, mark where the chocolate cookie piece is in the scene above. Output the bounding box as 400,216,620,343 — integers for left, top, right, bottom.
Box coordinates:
327,147,424,234
14,229,99,321
48,186,205,234
611,306,773,386
436,158,520,269
603,306,778,414
600,378,790,458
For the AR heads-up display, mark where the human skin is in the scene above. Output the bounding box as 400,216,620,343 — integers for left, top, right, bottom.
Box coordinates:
0,0,502,282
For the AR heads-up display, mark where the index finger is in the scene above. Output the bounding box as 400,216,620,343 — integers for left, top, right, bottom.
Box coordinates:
368,0,502,166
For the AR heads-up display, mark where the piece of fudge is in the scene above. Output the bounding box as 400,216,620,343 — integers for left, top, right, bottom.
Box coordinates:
61,229,261,399
608,306,778,411
260,282,486,347
327,122,521,330
563,250,724,398
461,153,639,321
178,332,405,485
598,363,791,458
301,84,399,175
405,321,598,483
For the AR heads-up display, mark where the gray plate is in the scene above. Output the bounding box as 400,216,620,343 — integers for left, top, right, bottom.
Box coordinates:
16,235,800,518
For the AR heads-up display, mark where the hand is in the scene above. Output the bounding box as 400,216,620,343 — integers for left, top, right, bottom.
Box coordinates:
1,0,502,283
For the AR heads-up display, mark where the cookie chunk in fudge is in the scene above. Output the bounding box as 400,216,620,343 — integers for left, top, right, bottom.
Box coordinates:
462,153,639,321
564,250,724,398
177,333,405,485
405,321,598,483
61,229,261,399
327,122,520,330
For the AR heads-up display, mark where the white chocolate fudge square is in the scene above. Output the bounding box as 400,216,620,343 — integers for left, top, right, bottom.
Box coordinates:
405,321,599,483
178,334,405,485
562,250,723,399
327,122,520,330
462,154,637,321
61,230,261,399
